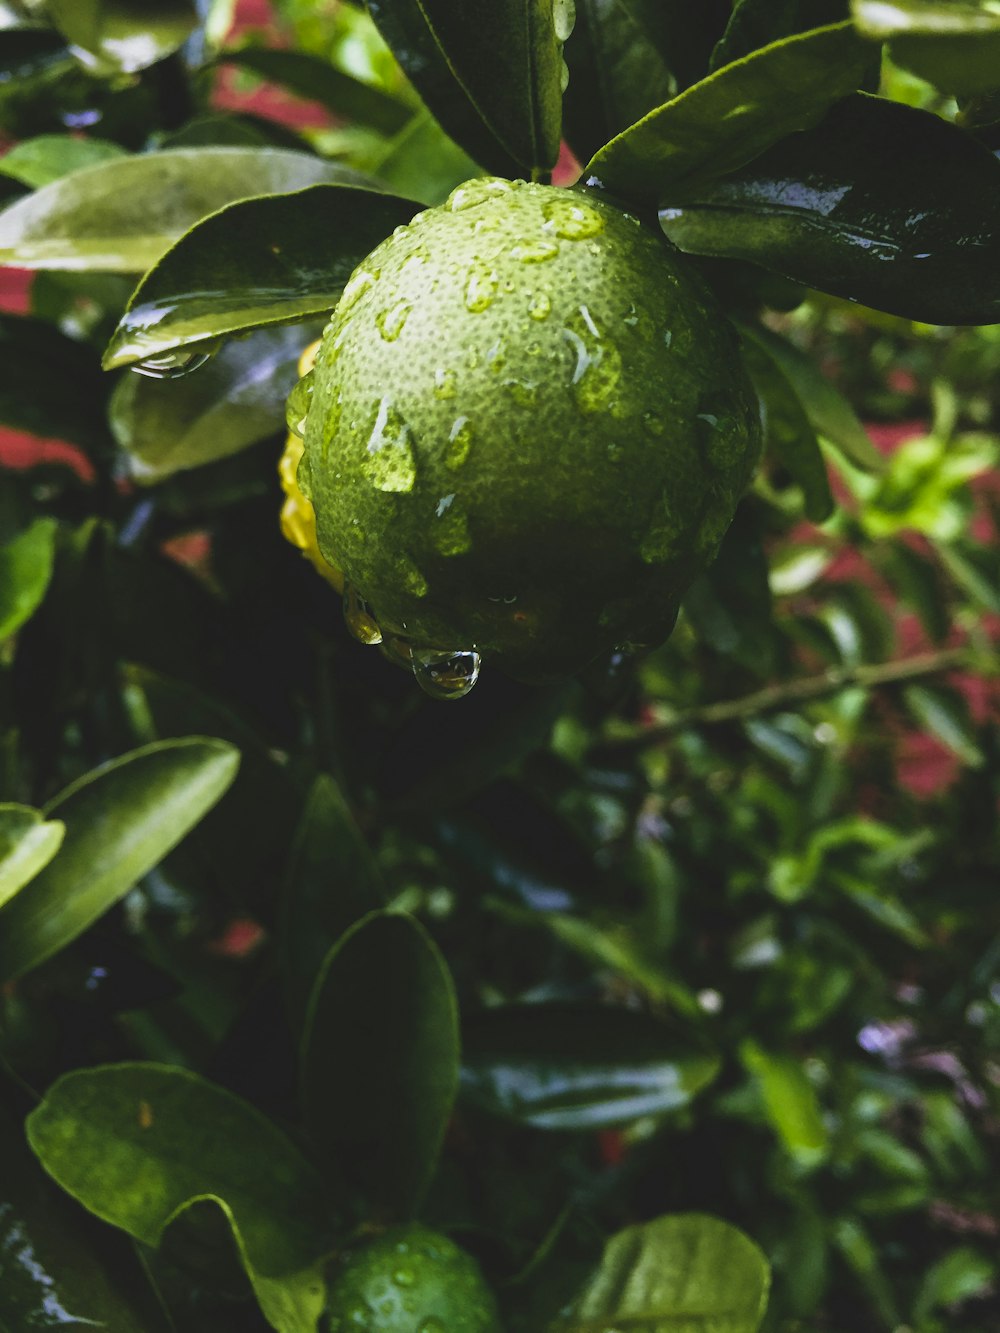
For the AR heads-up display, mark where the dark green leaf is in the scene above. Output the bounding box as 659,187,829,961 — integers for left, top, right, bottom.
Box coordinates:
853,0,1000,96
0,517,57,641
712,0,851,70
0,147,361,272
660,94,1000,324
584,22,872,200
881,541,950,642
46,0,197,75
0,802,64,908
565,1213,771,1331
26,1063,330,1333
367,0,564,175
368,108,481,206
903,683,985,767
0,738,239,982
461,1003,720,1129
683,501,776,676
0,312,108,452
301,911,459,1219
0,133,126,188
102,183,418,369
739,1040,829,1163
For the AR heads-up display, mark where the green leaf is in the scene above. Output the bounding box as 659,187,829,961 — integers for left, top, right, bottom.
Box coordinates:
712,0,853,69
0,147,362,272
0,803,64,908
0,738,239,982
912,1245,996,1322
46,0,197,75
565,1213,770,1332
368,107,481,206
461,1003,720,1129
26,1063,331,1333
660,94,1000,324
102,183,418,369
301,911,459,1219
739,1040,829,1164
109,325,310,482
0,517,57,641
903,683,985,767
853,0,1000,96
368,0,565,176
0,134,127,188
0,313,108,452
584,21,872,200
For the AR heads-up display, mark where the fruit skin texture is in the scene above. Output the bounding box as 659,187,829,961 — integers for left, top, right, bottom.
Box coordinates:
298,176,761,679
323,1223,501,1332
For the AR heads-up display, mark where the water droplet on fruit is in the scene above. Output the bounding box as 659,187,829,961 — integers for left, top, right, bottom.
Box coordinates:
132,347,212,379
418,1320,446,1333
503,378,538,406
559,56,570,91
285,368,314,438
447,177,514,212
447,416,473,469
339,267,379,314
464,265,499,312
362,396,417,492
640,493,683,563
376,299,411,341
392,1267,415,1287
528,291,552,321
553,0,576,41
433,367,457,399
397,553,428,597
343,583,383,645
412,648,481,700
511,237,560,263
623,304,639,326
433,503,472,555
563,305,621,413
642,409,665,437
543,196,605,240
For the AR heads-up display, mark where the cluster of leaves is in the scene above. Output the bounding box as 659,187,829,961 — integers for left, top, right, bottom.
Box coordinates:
1,0,1000,1330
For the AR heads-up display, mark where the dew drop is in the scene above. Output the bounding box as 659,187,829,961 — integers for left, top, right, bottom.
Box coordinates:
447,416,473,469
362,396,417,492
338,267,379,314
376,299,411,341
343,583,383,645
542,195,605,241
433,367,457,399
132,347,212,379
464,264,499,312
623,304,639,327
397,553,429,597
503,377,539,407
285,368,314,439
418,1320,447,1333
559,55,570,92
392,1268,415,1287
432,503,472,556
553,0,576,41
446,177,514,212
528,291,552,321
642,410,665,437
563,305,621,413
511,237,560,263
412,648,481,700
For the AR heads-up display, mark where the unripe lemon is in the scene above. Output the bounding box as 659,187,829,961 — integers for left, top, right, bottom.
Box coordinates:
291,177,760,691
323,1224,501,1333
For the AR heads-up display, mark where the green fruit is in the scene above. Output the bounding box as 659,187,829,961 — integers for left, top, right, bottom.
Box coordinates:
295,176,761,686
323,1224,501,1333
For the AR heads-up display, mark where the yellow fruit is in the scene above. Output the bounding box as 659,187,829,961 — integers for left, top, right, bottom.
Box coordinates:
291,177,761,692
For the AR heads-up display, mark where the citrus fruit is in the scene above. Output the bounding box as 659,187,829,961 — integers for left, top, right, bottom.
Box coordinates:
290,176,761,692
323,1223,501,1333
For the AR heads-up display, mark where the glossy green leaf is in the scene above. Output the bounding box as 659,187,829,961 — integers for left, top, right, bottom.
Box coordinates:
47,0,198,75
565,1213,770,1332
369,107,481,206
461,1003,720,1129
740,1040,829,1164
853,0,1000,96
279,774,386,1034
0,517,57,641
301,911,459,1219
584,22,872,200
0,738,239,982
102,183,418,369
0,134,126,188
26,1063,330,1333
0,147,361,272
0,803,64,908
903,683,985,767
109,325,309,482
712,0,851,70
660,94,1000,324
367,0,564,176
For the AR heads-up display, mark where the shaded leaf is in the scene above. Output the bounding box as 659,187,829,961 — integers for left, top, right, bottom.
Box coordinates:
660,94,1000,324
0,133,127,188
903,683,985,767
912,1245,996,1323
0,312,108,452
0,738,239,982
301,911,459,1219
740,1040,829,1163
853,0,1000,96
461,1003,720,1129
0,803,64,908
47,0,197,75
584,22,871,200
0,147,361,272
0,517,58,641
26,1063,330,1333
712,0,851,70
103,183,418,369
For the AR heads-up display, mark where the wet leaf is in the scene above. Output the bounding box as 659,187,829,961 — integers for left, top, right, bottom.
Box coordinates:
461,1003,720,1129
585,22,871,200
26,1063,330,1333
47,0,198,76
740,1040,829,1164
0,517,58,641
0,133,126,188
565,1213,770,1331
103,183,418,369
660,94,1000,324
0,803,64,908
367,0,564,176
301,911,459,1219
0,737,239,982
369,107,480,206
0,147,361,272
853,0,1000,96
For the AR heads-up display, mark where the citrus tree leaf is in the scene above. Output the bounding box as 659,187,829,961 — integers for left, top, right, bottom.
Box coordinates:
0,313,108,452
102,183,419,369
903,683,985,768
0,147,362,272
853,0,1000,96
740,1040,829,1164
0,133,127,188
46,0,198,75
109,324,310,481
0,517,58,641
0,803,64,908
0,737,239,982
301,910,459,1219
461,1003,721,1129
25,1064,331,1333
564,1213,771,1331
584,21,872,200
659,94,1000,324
711,0,851,70
367,0,565,176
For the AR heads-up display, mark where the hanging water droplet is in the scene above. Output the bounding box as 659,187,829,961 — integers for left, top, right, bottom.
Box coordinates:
132,347,213,379
412,648,481,700
433,367,457,399
511,237,560,263
343,583,382,645
362,396,417,492
542,195,605,241
446,177,514,213
464,264,499,312
447,416,473,469
553,0,576,41
376,298,412,342
285,368,315,439
528,291,552,321
559,56,570,92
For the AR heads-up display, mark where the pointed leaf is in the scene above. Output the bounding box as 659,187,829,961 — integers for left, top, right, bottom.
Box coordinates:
103,183,418,369
0,147,363,272
0,517,58,641
368,0,565,176
660,94,1000,324
853,0,1000,96
26,1064,330,1333
566,1213,770,1332
301,911,459,1219
0,804,64,908
46,0,197,75
461,1003,720,1130
584,22,872,200
740,1040,829,1164
0,738,239,982
903,683,985,767
0,134,127,188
